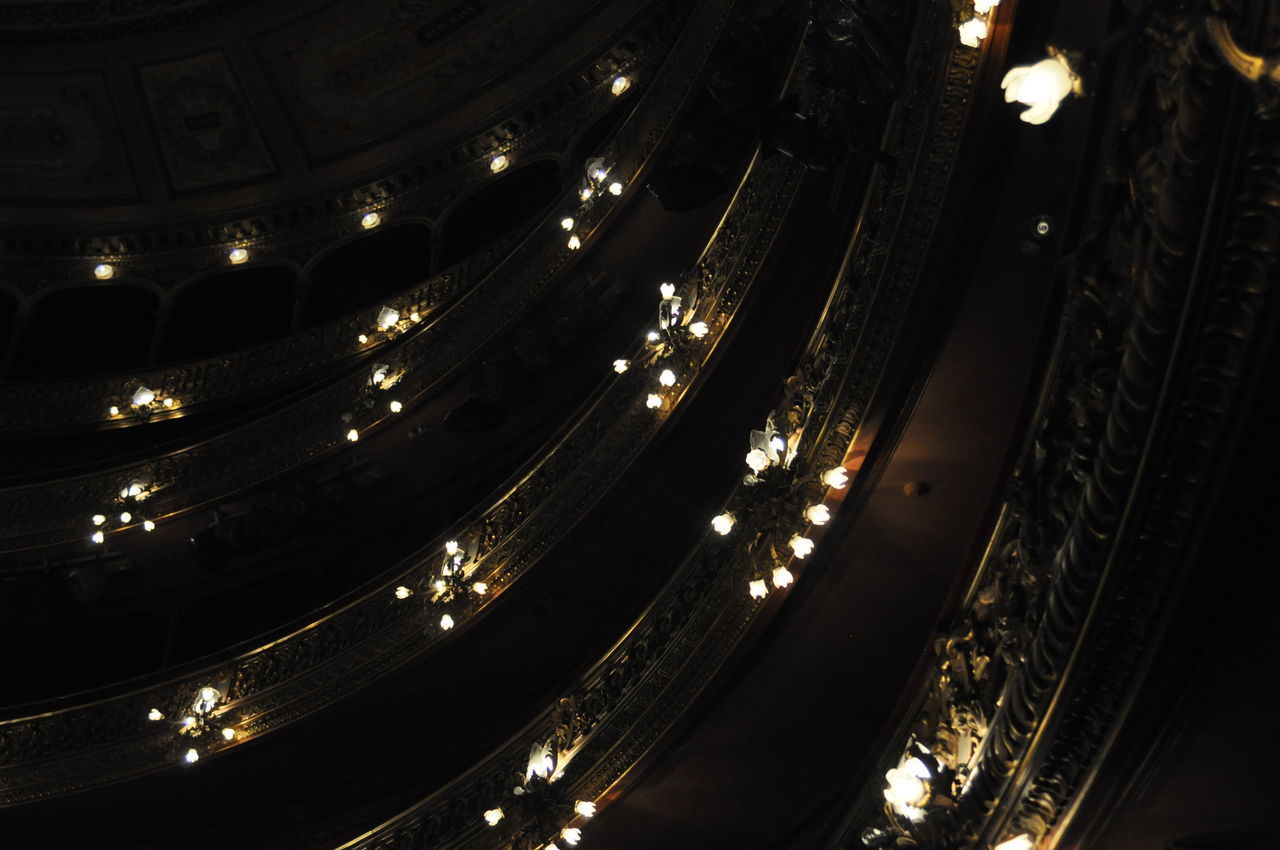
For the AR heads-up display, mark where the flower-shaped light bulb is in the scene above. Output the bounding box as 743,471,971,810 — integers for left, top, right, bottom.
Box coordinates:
1001,54,1079,125
562,827,583,845
772,567,794,588
806,504,831,525
993,836,1035,850
389,400,403,413
822,466,849,489
440,614,455,630
221,727,236,741
346,429,359,442
148,708,164,721
659,282,676,300
689,321,709,338
958,17,987,48
395,586,413,599
574,800,597,818
613,359,629,373
92,514,106,526
974,0,1000,12
568,234,582,250
658,369,676,387
745,449,771,473
119,511,132,524
91,530,105,544
484,808,505,826
646,393,663,409
143,520,156,531
749,579,769,599
561,217,575,231
789,535,815,558
608,182,623,195
472,581,488,595
184,748,200,764
711,513,735,535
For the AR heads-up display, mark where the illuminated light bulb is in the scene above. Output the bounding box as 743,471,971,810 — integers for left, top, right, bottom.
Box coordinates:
658,369,676,386
445,540,459,556
561,217,575,230
994,836,1035,850
377,306,400,329
433,579,447,592
410,311,421,322
591,167,608,182
389,400,403,413
440,614,455,630
745,449,770,473
957,17,987,48
361,212,382,229
562,828,583,845
772,566,794,588
358,334,369,344
608,181,623,195
147,708,163,721
184,748,200,764
613,359,629,373
1001,54,1079,125
94,263,114,280
574,800,596,818
472,581,488,595
789,535,815,558
973,0,1000,13
228,248,249,264
547,844,561,850
195,687,220,711
109,406,120,415
143,520,156,531
645,393,662,409
806,504,831,525
395,586,413,599
659,282,676,299
579,187,593,201
483,808,505,826
646,330,660,342
91,531,105,544
128,482,145,498
119,511,132,524
162,397,175,408
489,154,509,173
182,716,196,727
884,759,932,809
770,435,786,455
92,514,106,526
711,513,735,535
131,386,156,407
372,367,388,384
689,321,709,338
568,234,582,250
221,727,236,741
346,429,359,442
822,466,849,489
611,75,631,95
749,579,768,599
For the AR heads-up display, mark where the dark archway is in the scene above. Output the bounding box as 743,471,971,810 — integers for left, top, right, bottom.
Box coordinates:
438,160,561,268
301,223,433,328
159,266,297,363
10,286,158,379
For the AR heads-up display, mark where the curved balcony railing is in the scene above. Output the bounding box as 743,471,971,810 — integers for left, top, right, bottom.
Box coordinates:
0,0,691,433
0,0,787,803
0,0,729,555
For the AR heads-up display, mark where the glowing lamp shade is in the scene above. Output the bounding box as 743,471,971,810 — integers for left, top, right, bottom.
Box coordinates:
745,449,770,473
1001,55,1079,124
346,429,359,442
91,530,105,544
395,585,412,599
94,263,114,280
445,540,459,555
376,306,400,329
659,282,676,300
472,581,488,595
184,748,200,764
119,511,132,524
568,235,582,250
973,0,1001,13
749,579,768,599
147,708,163,721
613,359,630,373
483,808,504,826
440,614,455,630
772,567,794,588
658,369,676,387
608,181,623,196
131,386,156,407
389,400,403,413
360,212,382,229
143,520,156,532
561,827,582,845
561,217,576,231
579,187,593,201
108,406,120,416
489,154,509,173
711,513,735,535
574,800,597,817
806,504,831,525
611,75,631,95
92,514,106,526
788,535,815,558
221,727,236,741
958,17,988,47
228,248,249,264
822,466,849,489
689,321,709,338
646,393,662,409
994,836,1035,850
193,686,221,713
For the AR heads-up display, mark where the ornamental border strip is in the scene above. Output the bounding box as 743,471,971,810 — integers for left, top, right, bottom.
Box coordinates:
0,0,769,804
0,0,717,552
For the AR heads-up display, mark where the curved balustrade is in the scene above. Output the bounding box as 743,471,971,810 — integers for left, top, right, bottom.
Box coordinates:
0,0,732,554
0,0,796,802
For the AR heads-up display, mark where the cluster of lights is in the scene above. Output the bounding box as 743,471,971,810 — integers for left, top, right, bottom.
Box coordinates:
956,0,1000,48
562,156,626,250
147,685,236,765
88,480,157,543
355,303,423,347
479,740,598,847
616,278,718,414
340,357,407,442
109,384,178,419
394,539,488,631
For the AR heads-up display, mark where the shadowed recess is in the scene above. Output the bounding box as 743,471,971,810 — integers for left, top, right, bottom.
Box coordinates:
438,160,562,268
158,266,297,363
10,286,157,379
301,223,433,327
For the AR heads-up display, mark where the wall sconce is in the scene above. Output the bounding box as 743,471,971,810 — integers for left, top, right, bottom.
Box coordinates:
490,154,510,173
611,75,631,96
361,211,382,229
1001,49,1083,124
228,247,249,264
376,306,400,330
94,263,114,280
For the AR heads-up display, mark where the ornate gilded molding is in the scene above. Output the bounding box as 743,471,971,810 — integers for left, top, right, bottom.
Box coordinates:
0,0,716,553
0,0,779,803
838,3,1280,848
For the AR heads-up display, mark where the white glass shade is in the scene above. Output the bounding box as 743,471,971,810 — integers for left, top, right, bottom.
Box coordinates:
1001,56,1077,124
